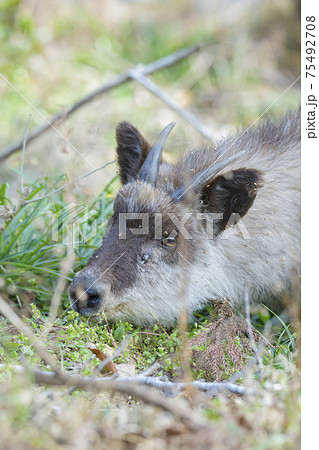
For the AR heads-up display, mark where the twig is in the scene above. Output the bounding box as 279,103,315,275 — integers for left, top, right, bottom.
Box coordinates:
97,334,132,373
176,239,194,399
139,362,162,377
128,69,213,140
46,252,75,329
0,45,201,161
138,331,162,336
20,114,31,195
102,314,117,348
229,320,272,383
60,354,96,397
244,286,263,379
0,362,256,431
1,365,207,429
0,295,61,374
150,312,170,337
0,365,256,398
125,376,256,397
25,159,115,204
15,295,22,310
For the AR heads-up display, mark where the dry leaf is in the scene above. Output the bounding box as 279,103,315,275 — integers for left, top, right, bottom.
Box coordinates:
87,343,118,375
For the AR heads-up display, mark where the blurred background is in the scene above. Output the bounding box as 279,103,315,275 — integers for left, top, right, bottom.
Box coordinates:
0,0,300,201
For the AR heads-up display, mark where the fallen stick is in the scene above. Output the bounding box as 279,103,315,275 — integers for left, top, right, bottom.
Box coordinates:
0,295,61,374
0,365,255,397
1,365,207,430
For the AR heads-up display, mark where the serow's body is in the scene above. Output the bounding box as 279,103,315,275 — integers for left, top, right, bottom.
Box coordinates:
69,111,300,326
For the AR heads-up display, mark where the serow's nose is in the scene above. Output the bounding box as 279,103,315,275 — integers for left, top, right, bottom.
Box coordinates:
68,277,103,316
85,288,101,309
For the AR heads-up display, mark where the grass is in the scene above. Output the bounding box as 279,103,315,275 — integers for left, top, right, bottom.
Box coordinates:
0,169,300,448
0,173,116,314
0,309,300,449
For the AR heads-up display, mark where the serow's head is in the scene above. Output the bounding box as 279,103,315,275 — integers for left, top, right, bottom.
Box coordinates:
68,122,261,325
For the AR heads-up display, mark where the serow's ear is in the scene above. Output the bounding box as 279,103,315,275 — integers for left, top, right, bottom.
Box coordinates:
116,122,151,185
200,169,263,236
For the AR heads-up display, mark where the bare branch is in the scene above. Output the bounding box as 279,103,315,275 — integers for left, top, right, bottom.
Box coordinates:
46,252,75,328
128,69,213,140
229,320,272,383
0,295,61,374
139,362,162,377
0,45,201,161
3,366,255,397
87,344,118,375
244,286,263,379
0,363,256,431
1,365,207,429
97,334,132,373
20,114,31,195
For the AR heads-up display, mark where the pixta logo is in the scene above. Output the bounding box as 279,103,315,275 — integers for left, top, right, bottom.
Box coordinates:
52,202,98,249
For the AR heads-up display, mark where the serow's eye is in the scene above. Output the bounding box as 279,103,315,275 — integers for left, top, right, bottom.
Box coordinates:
161,236,176,248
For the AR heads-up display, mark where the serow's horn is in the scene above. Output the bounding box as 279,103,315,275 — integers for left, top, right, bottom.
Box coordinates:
171,150,246,202
138,122,175,186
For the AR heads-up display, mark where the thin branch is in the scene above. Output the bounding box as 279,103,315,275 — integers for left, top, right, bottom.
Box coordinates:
46,252,75,329
25,159,115,204
0,295,61,374
128,69,213,140
139,362,162,377
87,344,118,375
0,45,201,161
0,362,256,432
97,334,132,373
20,114,31,195
127,376,256,397
2,366,256,398
176,235,193,394
244,286,263,379
229,320,272,383
1,365,207,430
103,314,117,348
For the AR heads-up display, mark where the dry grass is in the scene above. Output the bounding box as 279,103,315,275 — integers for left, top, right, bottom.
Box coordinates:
0,369,300,449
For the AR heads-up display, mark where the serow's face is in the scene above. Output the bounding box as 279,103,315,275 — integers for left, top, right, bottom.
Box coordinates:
69,183,196,325
68,121,260,325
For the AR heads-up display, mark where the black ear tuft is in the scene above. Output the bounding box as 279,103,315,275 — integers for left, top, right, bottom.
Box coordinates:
116,122,151,185
200,169,263,236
